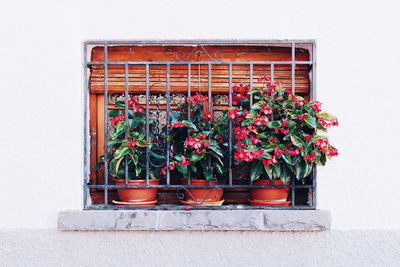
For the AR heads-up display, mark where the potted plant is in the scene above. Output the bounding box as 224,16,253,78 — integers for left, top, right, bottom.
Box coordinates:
165,93,228,205
95,96,162,206
231,77,339,206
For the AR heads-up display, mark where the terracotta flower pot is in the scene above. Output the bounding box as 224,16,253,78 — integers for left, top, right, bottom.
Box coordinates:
250,179,289,202
181,179,224,204
114,179,159,204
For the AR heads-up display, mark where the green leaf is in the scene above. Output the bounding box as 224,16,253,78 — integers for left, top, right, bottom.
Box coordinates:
190,153,205,162
273,164,281,178
282,153,293,165
263,164,273,179
290,135,304,148
130,153,138,165
176,164,188,175
190,163,198,172
294,162,306,180
208,145,223,157
182,120,198,130
304,116,317,129
213,162,224,175
268,121,282,129
135,165,142,177
114,147,130,159
281,165,291,184
250,161,263,181
203,168,213,180
251,101,265,110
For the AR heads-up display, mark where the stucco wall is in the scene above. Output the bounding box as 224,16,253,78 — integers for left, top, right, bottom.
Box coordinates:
1,0,400,265
1,230,399,267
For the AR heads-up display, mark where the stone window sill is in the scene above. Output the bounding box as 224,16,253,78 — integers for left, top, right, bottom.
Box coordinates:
58,209,330,231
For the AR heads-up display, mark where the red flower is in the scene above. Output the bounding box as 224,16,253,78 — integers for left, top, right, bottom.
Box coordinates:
250,136,261,145
267,137,278,142
204,112,212,121
196,149,203,155
296,114,308,120
303,135,313,141
310,101,322,113
267,83,276,90
173,122,185,128
161,167,166,175
288,148,300,156
132,105,144,114
327,148,339,157
318,118,339,128
280,128,289,135
260,104,273,115
180,156,190,166
274,147,284,156
217,135,223,142
234,127,250,140
128,97,138,107
185,136,201,149
282,120,288,127
203,141,211,147
304,153,316,162
228,108,239,119
127,139,136,148
262,156,278,166
187,93,207,105
197,133,207,140
168,163,175,171
110,114,126,125
236,141,244,147
258,76,271,83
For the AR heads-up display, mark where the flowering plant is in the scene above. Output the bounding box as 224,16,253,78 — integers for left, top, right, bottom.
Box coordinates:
231,77,339,183
94,96,161,180
164,94,228,181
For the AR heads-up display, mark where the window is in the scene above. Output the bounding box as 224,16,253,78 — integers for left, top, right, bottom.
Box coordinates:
84,40,316,209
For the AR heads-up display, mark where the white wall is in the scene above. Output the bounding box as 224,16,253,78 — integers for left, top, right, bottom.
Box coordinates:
1,0,400,231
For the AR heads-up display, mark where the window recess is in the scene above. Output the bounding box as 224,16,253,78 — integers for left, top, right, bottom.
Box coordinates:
84,40,316,210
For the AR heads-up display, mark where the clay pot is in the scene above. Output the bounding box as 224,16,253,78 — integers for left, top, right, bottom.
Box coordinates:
114,179,159,204
181,179,224,203
251,179,289,202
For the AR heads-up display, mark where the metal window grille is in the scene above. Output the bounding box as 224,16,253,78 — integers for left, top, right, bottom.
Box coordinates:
84,40,316,210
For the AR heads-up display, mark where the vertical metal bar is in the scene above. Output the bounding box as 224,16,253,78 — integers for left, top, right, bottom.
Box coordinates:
166,64,171,185
83,43,89,209
291,43,296,207
124,64,129,185
145,64,150,185
103,44,109,205
249,63,253,106
187,64,191,185
311,41,317,208
291,42,295,94
208,64,212,185
271,64,274,82
228,64,233,186
208,63,212,112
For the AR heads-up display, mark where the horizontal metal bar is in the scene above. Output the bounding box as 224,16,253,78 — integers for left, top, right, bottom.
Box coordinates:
85,204,315,210
87,61,313,66
87,185,314,189
84,39,316,46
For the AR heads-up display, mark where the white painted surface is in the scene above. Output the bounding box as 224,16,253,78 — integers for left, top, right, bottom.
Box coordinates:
0,230,399,267
0,0,400,231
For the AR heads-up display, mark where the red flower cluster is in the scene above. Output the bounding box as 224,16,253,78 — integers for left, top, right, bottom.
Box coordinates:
110,114,126,125
232,84,249,105
172,122,185,128
318,118,339,128
184,135,211,154
274,128,289,135
234,127,251,140
127,139,136,148
234,148,265,162
303,135,313,141
304,153,316,162
204,112,212,122
180,156,190,166
187,93,208,105
314,139,339,157
310,101,322,113
288,94,304,106
260,104,273,115
250,136,261,145
128,97,144,114
262,156,278,166
274,146,302,157
254,115,269,126
228,108,240,119
296,114,308,120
